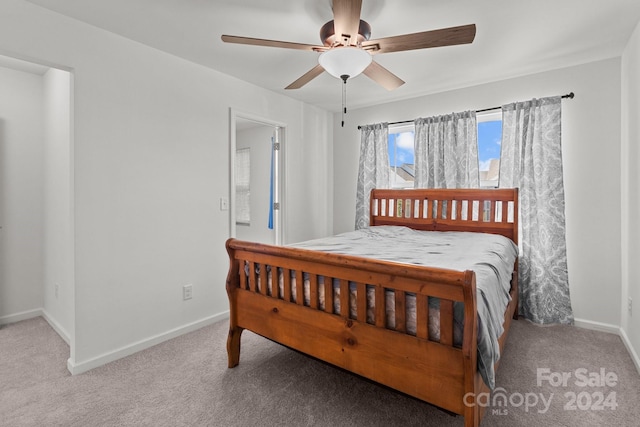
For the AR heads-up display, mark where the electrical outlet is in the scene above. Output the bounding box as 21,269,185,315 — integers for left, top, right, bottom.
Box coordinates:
55,284,59,299
183,284,193,300
220,197,229,211
629,297,633,316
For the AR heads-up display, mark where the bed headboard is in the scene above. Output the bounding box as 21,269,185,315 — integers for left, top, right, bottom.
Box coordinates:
370,188,519,244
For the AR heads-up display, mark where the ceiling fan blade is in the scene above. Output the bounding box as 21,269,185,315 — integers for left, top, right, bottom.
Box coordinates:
332,0,362,45
362,24,476,54
221,35,325,52
362,61,405,91
285,64,325,89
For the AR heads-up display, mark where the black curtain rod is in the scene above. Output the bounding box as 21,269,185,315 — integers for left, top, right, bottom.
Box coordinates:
356,92,575,130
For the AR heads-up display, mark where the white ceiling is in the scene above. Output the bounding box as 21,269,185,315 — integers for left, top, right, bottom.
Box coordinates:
24,0,640,112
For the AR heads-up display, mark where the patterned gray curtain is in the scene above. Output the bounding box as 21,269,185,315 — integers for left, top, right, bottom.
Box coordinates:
499,96,574,324
414,111,479,188
355,123,390,229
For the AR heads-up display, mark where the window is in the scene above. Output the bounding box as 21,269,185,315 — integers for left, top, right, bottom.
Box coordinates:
388,124,415,188
387,112,502,189
235,148,251,225
477,111,502,188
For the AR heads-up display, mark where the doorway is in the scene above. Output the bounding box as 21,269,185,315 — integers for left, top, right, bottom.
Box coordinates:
229,110,285,245
0,55,74,369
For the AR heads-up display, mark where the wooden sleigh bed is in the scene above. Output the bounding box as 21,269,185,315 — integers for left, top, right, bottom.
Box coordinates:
225,188,519,427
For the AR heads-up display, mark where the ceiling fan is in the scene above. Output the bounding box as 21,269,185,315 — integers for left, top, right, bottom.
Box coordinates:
221,0,476,91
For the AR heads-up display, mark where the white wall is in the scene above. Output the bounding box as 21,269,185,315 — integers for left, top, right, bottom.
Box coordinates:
236,124,275,244
0,0,332,372
42,67,73,341
0,65,44,323
286,103,334,243
621,21,640,370
333,58,622,329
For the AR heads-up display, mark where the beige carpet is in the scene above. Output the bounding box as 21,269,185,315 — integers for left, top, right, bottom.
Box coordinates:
1,316,639,426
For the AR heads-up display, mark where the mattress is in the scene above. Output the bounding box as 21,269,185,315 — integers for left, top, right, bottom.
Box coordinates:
250,226,518,389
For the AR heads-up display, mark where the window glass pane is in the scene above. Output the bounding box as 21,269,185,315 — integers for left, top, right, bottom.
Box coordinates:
388,126,415,188
235,148,251,224
477,115,502,187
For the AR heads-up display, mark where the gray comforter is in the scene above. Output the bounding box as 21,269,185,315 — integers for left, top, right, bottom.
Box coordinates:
290,225,518,389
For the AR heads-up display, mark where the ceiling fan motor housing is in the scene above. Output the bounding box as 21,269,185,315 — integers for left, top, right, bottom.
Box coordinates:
321,19,372,46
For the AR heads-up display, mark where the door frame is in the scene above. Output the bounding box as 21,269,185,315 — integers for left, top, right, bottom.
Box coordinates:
229,108,286,245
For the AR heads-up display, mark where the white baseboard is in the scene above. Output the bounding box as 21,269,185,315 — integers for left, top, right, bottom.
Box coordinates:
573,317,620,334
40,310,640,379
41,309,71,345
67,310,230,375
574,317,640,376
619,328,640,376
0,308,42,325
1,308,70,346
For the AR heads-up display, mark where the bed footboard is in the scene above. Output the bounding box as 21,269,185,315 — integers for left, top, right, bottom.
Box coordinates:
226,239,483,422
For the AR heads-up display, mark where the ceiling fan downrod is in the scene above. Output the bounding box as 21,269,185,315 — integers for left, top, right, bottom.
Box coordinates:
341,74,349,127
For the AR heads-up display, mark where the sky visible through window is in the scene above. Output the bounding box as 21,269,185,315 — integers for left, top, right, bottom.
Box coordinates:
388,131,414,167
477,120,502,171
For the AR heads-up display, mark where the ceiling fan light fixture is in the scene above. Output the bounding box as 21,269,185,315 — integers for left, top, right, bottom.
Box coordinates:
318,47,372,80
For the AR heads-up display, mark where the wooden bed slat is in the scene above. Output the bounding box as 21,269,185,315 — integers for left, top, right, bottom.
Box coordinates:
356,282,366,322
489,200,496,222
416,294,428,339
324,276,333,314
283,268,291,302
248,261,257,292
259,263,268,296
374,286,385,327
440,299,454,346
269,267,277,298
309,274,318,309
340,279,349,318
295,270,304,306
394,291,406,332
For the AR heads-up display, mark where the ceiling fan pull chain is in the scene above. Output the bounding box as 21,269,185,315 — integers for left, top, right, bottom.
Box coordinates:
341,74,349,127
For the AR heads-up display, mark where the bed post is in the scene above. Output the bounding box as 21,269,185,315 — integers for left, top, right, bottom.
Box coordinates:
369,190,376,226
461,270,480,427
512,188,519,320
512,262,519,320
225,239,244,368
